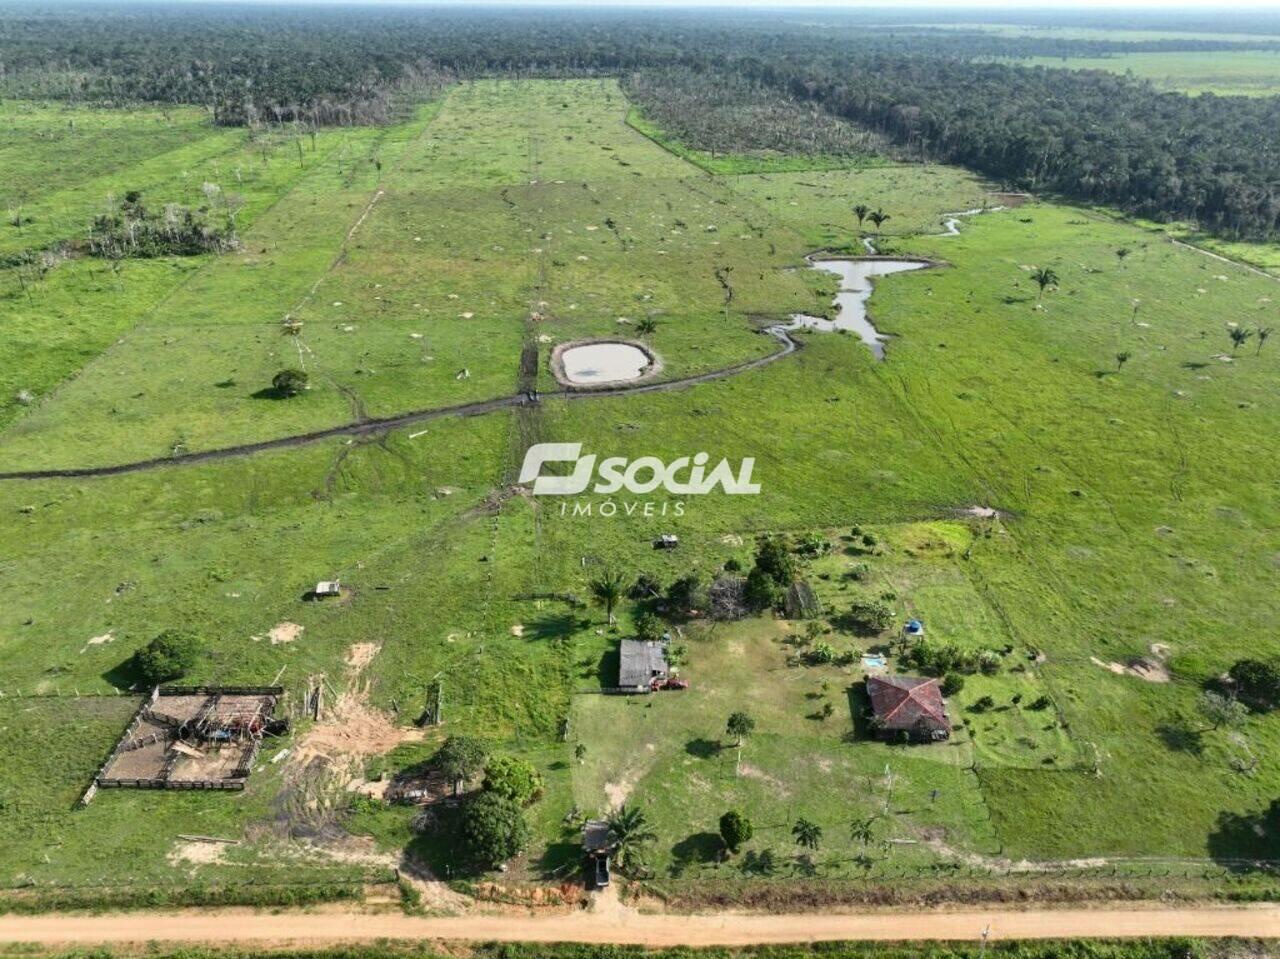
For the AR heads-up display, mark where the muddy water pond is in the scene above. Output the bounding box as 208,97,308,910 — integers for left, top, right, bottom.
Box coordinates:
784,258,929,360
556,341,655,385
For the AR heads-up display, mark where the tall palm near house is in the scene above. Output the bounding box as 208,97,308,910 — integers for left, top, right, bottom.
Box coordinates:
606,803,657,875
1031,267,1059,304
792,818,823,852
853,204,870,229
636,317,658,340
1229,326,1253,355
867,209,890,233
589,569,625,625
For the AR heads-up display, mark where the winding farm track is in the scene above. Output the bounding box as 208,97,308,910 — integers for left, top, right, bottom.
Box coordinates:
0,328,799,482
0,903,1278,946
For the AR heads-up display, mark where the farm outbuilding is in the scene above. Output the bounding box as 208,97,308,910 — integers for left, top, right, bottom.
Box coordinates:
314,580,342,597
866,674,950,743
618,639,669,691
583,819,612,888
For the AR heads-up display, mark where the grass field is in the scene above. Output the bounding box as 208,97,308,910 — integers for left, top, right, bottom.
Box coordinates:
1014,50,1280,96
0,78,1277,903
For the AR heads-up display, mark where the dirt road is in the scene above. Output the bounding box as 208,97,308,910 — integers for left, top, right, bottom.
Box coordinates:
1,903,1278,947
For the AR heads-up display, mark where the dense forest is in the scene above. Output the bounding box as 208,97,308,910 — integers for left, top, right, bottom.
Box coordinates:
2,3,1280,238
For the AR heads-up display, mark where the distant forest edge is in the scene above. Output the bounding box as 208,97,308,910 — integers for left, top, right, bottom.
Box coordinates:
3,4,1280,240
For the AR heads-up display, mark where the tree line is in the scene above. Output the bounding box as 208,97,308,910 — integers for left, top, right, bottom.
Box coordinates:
4,3,1280,238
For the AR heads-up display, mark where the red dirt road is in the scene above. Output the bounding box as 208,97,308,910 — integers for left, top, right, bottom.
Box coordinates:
1,903,1278,947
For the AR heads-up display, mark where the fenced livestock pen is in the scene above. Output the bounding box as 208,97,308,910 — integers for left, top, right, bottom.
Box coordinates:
81,685,287,805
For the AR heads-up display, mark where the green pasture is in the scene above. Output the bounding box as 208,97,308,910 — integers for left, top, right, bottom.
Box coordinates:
0,77,1277,900
1015,50,1280,96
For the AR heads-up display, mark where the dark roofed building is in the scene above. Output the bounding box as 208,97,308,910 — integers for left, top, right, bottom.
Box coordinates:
866,674,950,743
618,639,669,691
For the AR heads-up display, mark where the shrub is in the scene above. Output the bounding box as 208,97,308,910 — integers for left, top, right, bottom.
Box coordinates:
131,629,204,685
844,563,871,582
794,532,831,557
718,810,753,854
978,650,1002,676
807,641,835,665
971,695,995,713
940,673,965,697
634,609,663,642
272,368,308,397
483,755,543,806
723,557,743,573
461,793,529,868
1029,695,1052,710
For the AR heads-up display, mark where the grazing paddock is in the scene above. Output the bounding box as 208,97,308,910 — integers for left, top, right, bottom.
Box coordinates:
0,78,1277,905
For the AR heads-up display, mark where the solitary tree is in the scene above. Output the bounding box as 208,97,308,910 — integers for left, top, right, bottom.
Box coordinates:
867,209,890,233
852,204,871,229
272,368,308,397
589,569,626,625
1115,247,1130,268
461,792,529,868
636,317,658,340
792,818,823,852
1200,691,1248,731
436,736,489,796
1030,267,1059,304
1257,327,1273,355
607,804,657,876
132,629,204,685
719,810,754,854
574,743,588,765
726,711,756,774
1229,326,1253,355
1115,350,1132,371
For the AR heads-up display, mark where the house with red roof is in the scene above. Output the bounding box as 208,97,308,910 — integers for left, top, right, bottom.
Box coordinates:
866,674,950,743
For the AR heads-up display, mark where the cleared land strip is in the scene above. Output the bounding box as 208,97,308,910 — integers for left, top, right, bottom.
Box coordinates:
0,903,1279,946
0,328,798,481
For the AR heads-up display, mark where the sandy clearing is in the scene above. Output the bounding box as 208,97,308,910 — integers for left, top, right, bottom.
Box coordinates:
1,904,1278,946
256,622,303,645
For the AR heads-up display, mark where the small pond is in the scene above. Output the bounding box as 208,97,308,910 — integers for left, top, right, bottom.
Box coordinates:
557,341,653,385
784,258,929,360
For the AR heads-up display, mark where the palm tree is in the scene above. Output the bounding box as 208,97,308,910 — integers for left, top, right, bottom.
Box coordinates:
1257,327,1272,355
867,209,890,233
849,815,880,849
606,803,657,875
725,711,755,774
589,569,626,625
1229,326,1253,355
636,318,658,340
792,818,823,852
1115,350,1132,371
852,204,870,229
1031,267,1059,304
